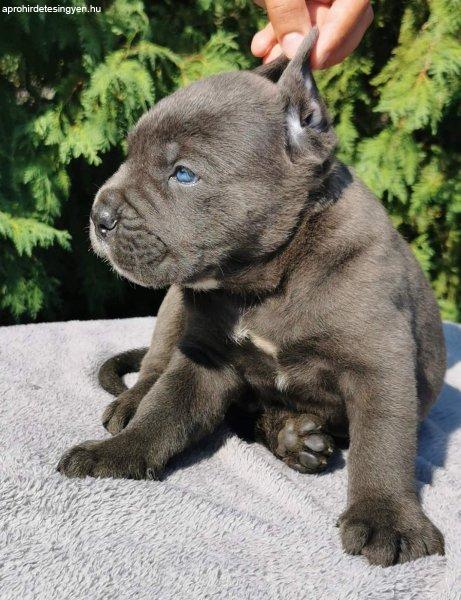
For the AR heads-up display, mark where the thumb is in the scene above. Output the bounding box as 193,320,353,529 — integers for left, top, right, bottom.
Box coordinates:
264,0,311,58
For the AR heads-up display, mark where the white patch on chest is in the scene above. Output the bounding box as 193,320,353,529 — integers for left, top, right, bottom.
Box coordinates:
249,332,278,358
185,278,219,290
232,325,289,391
233,326,278,358
232,324,250,344
275,372,289,392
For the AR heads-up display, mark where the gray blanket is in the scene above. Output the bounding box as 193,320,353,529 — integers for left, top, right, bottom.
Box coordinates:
1,317,460,600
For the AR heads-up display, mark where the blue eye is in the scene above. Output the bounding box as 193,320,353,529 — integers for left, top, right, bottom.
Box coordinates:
172,166,198,185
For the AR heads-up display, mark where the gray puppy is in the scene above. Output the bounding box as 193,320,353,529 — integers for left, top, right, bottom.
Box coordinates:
57,30,446,567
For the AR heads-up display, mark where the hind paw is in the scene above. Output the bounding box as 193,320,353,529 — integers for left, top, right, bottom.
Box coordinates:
276,414,335,474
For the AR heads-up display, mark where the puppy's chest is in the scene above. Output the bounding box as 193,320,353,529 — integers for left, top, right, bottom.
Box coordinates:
232,319,289,393
230,314,344,407
183,290,341,400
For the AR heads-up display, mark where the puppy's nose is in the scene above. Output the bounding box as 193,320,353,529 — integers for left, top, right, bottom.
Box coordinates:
91,205,118,237
91,189,122,238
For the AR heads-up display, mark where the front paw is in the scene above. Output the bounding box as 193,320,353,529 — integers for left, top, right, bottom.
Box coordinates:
102,393,140,435
57,436,159,480
338,497,444,566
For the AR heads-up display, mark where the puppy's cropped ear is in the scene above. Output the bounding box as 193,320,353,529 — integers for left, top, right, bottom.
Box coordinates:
253,55,289,83
277,27,331,151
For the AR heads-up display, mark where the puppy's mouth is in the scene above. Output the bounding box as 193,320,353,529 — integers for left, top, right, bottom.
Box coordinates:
89,219,168,287
89,222,108,258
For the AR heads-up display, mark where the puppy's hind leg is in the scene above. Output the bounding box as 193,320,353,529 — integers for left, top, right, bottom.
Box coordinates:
102,286,186,435
256,408,336,474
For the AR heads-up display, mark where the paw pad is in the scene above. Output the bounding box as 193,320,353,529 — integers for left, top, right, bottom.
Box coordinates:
276,415,334,474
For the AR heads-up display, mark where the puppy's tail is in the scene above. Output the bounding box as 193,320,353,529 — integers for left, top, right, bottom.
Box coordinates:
98,348,148,396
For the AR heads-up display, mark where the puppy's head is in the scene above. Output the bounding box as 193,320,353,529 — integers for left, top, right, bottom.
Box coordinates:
90,29,337,289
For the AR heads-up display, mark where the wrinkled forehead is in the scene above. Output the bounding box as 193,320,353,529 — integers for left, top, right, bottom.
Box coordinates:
127,71,282,163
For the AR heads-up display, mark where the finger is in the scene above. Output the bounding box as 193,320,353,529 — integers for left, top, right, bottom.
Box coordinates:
263,43,284,63
314,6,373,68
311,0,373,68
251,22,277,57
327,6,374,67
306,1,332,27
264,0,312,58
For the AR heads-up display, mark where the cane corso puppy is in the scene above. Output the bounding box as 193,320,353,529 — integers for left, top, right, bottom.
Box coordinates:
57,30,446,566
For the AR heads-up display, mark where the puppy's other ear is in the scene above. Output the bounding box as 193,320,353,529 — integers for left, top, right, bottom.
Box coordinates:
277,27,331,150
253,55,289,83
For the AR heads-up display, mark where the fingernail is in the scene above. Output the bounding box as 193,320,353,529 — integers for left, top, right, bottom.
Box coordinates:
281,32,304,58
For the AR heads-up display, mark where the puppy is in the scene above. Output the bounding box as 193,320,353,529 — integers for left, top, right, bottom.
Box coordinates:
58,30,446,567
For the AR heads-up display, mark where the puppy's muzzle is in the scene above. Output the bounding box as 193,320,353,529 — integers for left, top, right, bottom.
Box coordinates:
91,188,123,239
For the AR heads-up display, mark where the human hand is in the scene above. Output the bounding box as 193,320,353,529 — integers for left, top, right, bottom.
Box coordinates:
251,0,373,68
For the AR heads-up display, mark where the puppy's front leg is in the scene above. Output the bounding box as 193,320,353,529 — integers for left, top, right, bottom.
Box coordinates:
57,350,238,480
339,360,444,566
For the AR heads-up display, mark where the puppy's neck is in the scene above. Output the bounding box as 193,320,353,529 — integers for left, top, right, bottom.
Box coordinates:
220,161,353,295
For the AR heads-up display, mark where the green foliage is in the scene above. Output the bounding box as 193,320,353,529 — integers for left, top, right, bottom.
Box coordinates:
0,0,459,323
316,0,461,321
